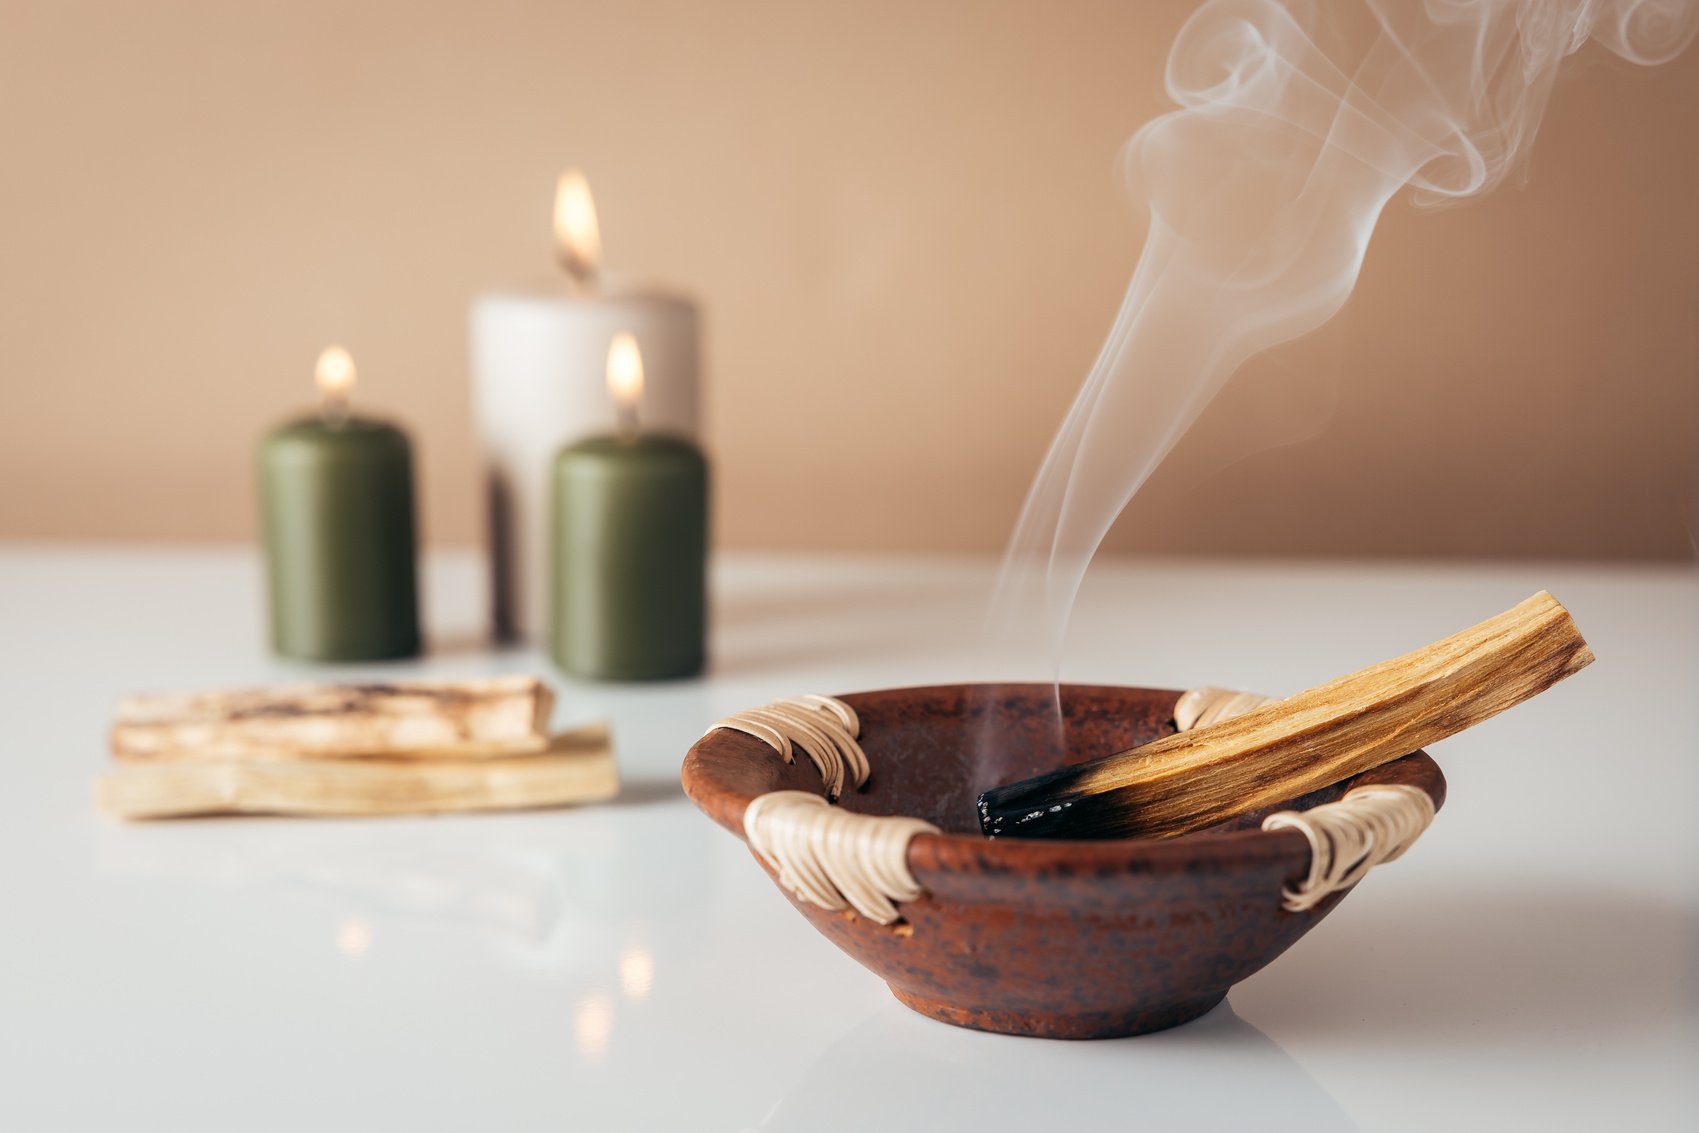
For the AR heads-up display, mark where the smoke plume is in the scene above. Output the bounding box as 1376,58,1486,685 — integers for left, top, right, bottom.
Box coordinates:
991,0,1696,662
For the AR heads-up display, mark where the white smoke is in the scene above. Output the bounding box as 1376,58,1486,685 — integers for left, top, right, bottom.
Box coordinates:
990,0,1697,664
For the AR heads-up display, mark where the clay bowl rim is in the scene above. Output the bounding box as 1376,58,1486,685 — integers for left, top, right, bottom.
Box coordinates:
682,681,1448,901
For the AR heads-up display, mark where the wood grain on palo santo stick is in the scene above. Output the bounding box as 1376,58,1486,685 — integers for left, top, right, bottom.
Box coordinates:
111,676,554,762
97,724,617,820
978,591,1593,841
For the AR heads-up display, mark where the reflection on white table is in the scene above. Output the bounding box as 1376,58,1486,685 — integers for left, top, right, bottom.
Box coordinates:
0,547,1693,1131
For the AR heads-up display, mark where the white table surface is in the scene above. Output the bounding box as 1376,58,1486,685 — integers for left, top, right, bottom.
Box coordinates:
1,546,1693,1132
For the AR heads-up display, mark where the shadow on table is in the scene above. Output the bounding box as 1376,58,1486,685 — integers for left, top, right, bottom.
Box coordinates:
706,634,918,680
713,570,988,629
1235,881,1692,1046
601,776,685,808
755,999,1355,1133
708,569,997,678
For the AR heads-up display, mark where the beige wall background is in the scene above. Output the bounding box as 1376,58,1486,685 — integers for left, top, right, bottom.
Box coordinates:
2,0,1694,559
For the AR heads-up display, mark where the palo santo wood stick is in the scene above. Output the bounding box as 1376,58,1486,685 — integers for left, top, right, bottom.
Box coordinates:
111,676,554,762
978,591,1592,841
97,724,617,819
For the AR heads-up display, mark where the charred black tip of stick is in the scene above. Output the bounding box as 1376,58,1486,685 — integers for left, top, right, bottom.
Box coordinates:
976,765,1098,839
980,788,1139,840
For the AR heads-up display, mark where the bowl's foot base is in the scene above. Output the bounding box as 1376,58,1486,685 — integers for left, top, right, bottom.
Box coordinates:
889,986,1228,1040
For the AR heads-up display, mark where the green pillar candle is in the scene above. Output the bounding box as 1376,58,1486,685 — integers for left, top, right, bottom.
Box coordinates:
257,347,420,661
550,335,707,679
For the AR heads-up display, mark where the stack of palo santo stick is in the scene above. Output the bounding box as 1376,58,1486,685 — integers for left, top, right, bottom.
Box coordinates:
96,676,619,819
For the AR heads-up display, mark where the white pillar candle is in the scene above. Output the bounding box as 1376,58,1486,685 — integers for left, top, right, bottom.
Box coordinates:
470,172,700,641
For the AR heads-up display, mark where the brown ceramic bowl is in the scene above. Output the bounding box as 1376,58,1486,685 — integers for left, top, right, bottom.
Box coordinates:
682,682,1445,1040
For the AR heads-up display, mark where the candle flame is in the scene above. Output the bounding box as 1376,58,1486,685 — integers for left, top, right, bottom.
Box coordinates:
554,169,602,286
606,332,644,415
315,345,356,402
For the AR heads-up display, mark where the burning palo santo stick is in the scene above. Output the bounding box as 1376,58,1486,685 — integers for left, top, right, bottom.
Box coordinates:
978,591,1592,841
111,677,553,762
97,724,617,820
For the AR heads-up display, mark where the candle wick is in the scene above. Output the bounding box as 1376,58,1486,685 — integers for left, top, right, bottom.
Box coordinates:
321,395,351,429
616,404,640,443
559,250,600,296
